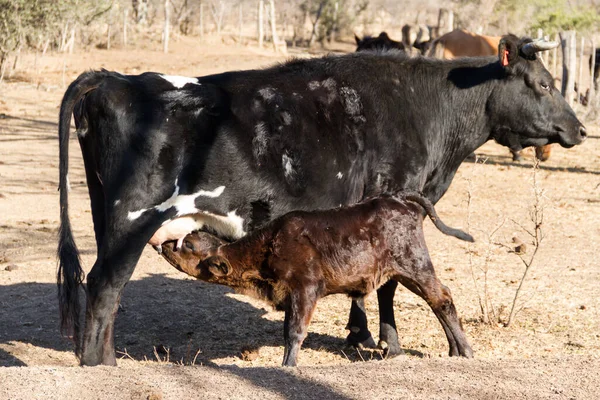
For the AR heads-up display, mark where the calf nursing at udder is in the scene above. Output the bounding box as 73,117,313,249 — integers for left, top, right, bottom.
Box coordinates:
159,192,474,366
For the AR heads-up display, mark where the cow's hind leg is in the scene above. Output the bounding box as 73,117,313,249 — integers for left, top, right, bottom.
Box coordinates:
345,299,376,349
397,265,473,358
376,280,402,355
80,229,150,366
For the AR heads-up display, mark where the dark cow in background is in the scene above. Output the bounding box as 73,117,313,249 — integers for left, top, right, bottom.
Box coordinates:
58,35,586,365
354,32,405,52
159,194,474,366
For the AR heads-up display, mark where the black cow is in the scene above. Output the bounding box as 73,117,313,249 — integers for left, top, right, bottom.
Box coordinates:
58,35,586,366
354,32,405,52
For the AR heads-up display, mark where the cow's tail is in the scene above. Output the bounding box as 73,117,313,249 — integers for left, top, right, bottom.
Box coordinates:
57,70,106,344
401,192,474,243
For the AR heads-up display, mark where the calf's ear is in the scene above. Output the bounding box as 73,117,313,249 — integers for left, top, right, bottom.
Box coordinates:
207,256,231,277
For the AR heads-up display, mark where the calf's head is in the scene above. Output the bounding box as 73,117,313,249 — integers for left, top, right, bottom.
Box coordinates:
486,35,586,151
160,231,225,277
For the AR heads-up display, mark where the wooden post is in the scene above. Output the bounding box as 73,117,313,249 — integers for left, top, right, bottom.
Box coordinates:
589,38,596,105
258,0,264,48
560,31,577,107
578,36,584,102
164,0,170,53
552,33,558,78
123,9,128,47
437,9,453,36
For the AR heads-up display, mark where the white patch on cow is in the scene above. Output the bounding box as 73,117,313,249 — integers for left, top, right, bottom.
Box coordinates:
281,111,292,126
127,180,225,221
159,74,200,89
128,208,148,221
258,87,276,101
282,153,294,178
114,200,121,206
65,174,71,192
166,118,169,122
336,172,343,179
77,127,87,138
149,210,246,246
154,183,225,215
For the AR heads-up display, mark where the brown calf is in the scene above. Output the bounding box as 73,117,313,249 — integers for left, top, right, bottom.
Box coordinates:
160,193,474,366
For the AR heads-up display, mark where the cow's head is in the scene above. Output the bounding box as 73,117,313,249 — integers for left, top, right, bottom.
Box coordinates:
160,231,225,277
355,32,406,53
488,35,586,152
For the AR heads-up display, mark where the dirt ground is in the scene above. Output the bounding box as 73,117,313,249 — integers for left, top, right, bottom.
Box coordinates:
1,36,599,399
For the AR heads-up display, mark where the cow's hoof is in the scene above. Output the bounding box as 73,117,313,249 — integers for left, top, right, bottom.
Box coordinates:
346,330,377,350
378,340,404,357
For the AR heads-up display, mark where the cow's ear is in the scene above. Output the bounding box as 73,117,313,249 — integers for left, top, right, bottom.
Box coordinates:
498,35,519,69
207,256,230,277
354,34,361,45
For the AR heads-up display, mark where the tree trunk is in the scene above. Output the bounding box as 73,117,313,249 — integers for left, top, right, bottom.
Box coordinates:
437,9,453,37
269,0,279,52
560,31,577,107
199,3,204,38
164,0,170,53
123,9,129,47
258,1,264,48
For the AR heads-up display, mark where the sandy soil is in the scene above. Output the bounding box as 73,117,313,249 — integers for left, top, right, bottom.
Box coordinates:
1,35,599,399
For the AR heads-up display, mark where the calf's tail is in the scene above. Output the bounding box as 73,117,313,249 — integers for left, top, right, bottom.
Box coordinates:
57,70,107,343
400,192,474,243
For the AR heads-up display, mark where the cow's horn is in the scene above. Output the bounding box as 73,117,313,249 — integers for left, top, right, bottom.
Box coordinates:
522,39,559,56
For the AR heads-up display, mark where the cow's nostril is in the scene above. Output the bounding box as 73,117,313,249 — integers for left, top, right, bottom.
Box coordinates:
580,126,588,139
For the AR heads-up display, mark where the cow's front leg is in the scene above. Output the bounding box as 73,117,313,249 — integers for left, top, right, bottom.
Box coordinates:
377,279,402,355
282,290,317,367
345,298,376,349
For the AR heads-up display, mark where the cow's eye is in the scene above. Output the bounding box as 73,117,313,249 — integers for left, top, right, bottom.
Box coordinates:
540,83,550,91
184,240,194,250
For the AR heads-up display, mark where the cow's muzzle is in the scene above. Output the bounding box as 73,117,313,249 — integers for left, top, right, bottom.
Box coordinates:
557,125,587,148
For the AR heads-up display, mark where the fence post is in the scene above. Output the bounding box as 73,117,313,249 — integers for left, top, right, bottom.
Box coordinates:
560,31,577,107
590,38,597,105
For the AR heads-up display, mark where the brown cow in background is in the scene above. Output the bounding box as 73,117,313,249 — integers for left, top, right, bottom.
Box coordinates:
429,29,552,162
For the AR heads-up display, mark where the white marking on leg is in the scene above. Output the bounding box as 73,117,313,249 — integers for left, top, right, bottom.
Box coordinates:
66,174,71,192
159,74,200,89
114,200,121,206
336,172,343,179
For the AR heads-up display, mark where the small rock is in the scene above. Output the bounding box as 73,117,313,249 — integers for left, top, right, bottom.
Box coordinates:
579,305,586,310
5,264,19,271
240,345,260,362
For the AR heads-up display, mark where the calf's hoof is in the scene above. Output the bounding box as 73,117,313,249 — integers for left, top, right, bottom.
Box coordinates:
377,340,404,357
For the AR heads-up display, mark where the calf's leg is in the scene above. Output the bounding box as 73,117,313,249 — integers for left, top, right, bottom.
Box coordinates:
282,289,318,367
397,264,473,358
